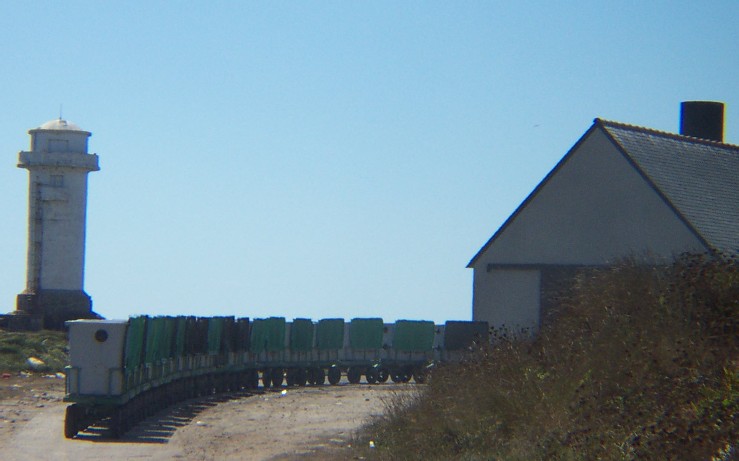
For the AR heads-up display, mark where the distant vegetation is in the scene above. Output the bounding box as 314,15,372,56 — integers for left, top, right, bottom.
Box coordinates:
0,329,68,373
353,254,738,460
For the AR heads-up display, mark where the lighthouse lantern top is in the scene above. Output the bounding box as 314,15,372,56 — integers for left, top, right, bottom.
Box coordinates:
28,118,91,154
37,118,87,132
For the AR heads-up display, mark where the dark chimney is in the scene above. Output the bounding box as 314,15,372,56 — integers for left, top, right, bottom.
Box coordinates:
680,101,724,142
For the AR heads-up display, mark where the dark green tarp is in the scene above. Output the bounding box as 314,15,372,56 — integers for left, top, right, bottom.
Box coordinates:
315,318,344,350
194,317,209,354
349,318,384,350
236,317,250,352
443,321,489,351
250,317,286,353
183,317,203,354
392,320,435,352
290,318,314,352
207,317,225,355
173,316,187,357
124,316,147,370
220,316,236,353
144,316,167,363
161,317,176,359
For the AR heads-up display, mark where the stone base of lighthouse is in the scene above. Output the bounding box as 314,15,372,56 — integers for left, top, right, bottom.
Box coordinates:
15,290,101,330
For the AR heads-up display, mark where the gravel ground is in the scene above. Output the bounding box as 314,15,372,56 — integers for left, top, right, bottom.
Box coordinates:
0,374,415,460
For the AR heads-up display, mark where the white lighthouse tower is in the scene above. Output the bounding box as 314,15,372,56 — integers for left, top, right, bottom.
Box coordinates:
15,118,100,329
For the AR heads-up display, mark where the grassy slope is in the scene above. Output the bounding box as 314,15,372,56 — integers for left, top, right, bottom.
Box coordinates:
0,329,68,373
355,254,738,460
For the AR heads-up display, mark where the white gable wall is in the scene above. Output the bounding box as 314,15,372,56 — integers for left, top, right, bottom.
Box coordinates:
471,127,707,331
473,268,540,334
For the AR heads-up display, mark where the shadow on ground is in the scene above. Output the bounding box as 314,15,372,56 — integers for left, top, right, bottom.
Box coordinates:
74,390,261,443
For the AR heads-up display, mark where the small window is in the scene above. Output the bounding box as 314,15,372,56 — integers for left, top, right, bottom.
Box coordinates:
94,329,109,343
48,139,69,152
50,175,64,187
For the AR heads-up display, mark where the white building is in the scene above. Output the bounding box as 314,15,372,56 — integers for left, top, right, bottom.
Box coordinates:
14,119,100,329
467,102,738,334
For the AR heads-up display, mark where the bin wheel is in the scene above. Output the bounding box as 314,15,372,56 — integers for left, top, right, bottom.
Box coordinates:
64,404,80,439
271,368,284,387
414,367,429,384
295,368,308,387
110,408,123,439
391,368,412,383
248,370,260,389
286,368,297,386
328,366,341,385
123,404,134,433
347,367,362,384
402,366,414,383
365,367,378,384
311,367,325,385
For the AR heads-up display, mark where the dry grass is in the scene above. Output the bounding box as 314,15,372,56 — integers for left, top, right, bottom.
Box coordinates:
0,329,68,373
352,253,738,460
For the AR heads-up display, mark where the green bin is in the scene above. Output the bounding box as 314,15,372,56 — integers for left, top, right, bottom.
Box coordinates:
290,318,314,352
316,318,344,350
349,318,384,350
173,316,187,357
124,316,147,370
443,321,489,351
220,316,236,353
144,316,167,364
236,317,250,352
250,317,286,353
207,317,225,355
392,320,435,352
161,317,176,359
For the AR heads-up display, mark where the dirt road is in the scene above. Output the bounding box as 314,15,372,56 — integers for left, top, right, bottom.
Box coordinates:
0,375,417,460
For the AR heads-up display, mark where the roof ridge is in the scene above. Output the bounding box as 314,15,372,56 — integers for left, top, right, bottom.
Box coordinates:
595,118,739,151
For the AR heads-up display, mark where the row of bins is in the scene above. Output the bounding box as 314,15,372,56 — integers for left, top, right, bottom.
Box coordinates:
66,316,490,405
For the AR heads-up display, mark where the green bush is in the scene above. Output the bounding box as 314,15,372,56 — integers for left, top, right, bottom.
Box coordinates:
0,329,68,373
355,253,738,460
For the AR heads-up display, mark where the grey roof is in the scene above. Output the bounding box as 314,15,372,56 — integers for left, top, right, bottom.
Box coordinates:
600,119,739,252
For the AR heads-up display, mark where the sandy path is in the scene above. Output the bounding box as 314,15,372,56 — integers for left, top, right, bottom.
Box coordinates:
0,380,415,460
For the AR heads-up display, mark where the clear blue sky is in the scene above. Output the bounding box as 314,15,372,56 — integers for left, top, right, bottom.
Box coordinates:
1,2,737,323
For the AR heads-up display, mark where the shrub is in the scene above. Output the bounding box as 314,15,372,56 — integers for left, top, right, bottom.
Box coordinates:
354,253,738,460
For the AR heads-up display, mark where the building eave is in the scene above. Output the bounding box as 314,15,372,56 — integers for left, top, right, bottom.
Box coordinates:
466,121,603,268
